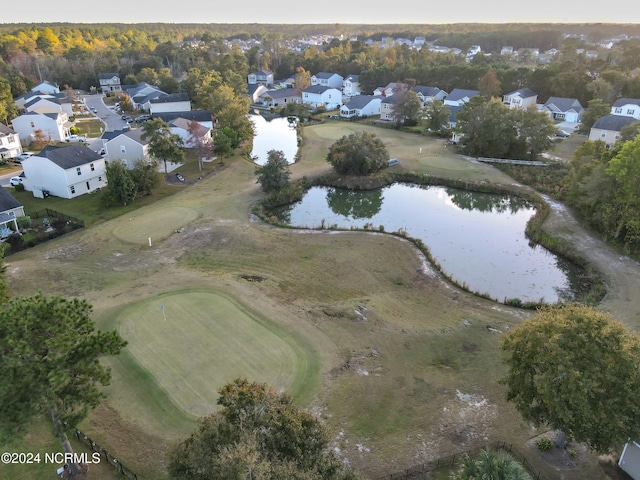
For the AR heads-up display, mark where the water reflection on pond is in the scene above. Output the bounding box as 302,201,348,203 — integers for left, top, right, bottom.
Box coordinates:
250,114,298,165
273,184,590,304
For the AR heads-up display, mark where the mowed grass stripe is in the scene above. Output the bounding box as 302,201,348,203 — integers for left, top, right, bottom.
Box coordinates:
119,290,302,417
111,205,199,245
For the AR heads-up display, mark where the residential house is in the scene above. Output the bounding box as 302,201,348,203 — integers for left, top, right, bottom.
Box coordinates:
248,70,274,86
11,111,71,144
152,110,213,130
311,72,344,90
248,84,269,103
21,145,106,199
0,124,22,161
342,75,361,97
277,76,296,89
149,93,191,114
380,96,400,121
99,73,122,93
125,82,166,110
619,441,640,480
302,85,342,111
449,105,465,143
503,88,538,109
542,97,584,123
167,117,211,148
611,98,640,119
31,80,60,95
589,114,637,146
373,82,407,97
500,46,514,56
24,95,73,117
340,95,381,118
444,89,480,107
259,89,301,107
411,85,447,106
0,187,24,238
103,129,151,170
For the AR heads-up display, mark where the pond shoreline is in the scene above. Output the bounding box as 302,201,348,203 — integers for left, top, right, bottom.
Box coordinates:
254,171,606,308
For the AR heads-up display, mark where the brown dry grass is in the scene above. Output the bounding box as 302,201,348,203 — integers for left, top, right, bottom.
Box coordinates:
4,122,633,480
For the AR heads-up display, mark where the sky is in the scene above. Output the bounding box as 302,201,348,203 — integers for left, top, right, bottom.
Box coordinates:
2,0,639,25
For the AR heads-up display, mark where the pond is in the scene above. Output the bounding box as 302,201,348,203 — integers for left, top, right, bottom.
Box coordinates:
250,114,298,165
271,184,590,304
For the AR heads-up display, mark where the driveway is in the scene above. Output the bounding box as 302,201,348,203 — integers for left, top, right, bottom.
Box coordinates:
555,121,580,132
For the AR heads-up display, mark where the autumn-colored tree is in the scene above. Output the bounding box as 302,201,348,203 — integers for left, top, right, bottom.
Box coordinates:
294,66,311,94
478,70,502,98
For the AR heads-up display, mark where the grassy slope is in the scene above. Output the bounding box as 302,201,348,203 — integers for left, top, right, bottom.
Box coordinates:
2,122,610,480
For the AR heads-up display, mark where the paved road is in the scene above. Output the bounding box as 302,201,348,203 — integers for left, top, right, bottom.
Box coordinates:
82,94,130,132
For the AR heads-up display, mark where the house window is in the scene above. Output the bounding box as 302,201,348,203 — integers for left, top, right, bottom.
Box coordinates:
601,132,606,137
70,185,75,194
76,167,81,176
90,163,95,171
30,122,35,128
120,146,126,154
628,109,635,115
614,107,622,114
98,176,102,182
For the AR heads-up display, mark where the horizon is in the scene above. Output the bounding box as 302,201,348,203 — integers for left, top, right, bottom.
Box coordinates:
2,0,640,26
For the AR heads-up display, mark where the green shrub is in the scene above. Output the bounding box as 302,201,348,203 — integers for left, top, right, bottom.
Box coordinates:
16,215,32,229
536,437,553,451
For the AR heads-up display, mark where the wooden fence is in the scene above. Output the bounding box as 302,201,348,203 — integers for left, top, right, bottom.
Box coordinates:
74,429,137,480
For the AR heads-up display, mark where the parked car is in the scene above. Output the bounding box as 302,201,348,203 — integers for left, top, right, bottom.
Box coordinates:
66,134,86,142
10,176,23,186
123,115,133,123
176,173,185,182
135,114,151,123
90,107,98,113
555,130,571,138
14,152,35,163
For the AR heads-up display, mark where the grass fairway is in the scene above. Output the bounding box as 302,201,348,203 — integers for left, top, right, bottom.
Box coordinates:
111,206,199,245
116,290,316,418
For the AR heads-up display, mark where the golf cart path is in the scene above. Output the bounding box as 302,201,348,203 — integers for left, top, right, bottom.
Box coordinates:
542,195,640,329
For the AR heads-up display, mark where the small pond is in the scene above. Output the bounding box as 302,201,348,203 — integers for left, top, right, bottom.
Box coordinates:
271,183,591,304
250,114,298,165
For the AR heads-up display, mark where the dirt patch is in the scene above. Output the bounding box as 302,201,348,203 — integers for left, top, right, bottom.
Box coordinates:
240,274,266,282
526,431,589,471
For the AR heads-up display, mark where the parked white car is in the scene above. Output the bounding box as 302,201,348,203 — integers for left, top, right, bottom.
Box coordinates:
14,152,34,163
66,134,86,142
10,176,24,186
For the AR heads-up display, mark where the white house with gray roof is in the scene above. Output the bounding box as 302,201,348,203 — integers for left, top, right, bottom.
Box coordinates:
125,82,166,110
542,97,584,122
611,98,640,119
103,128,151,170
302,85,342,110
11,111,71,144
444,89,480,107
259,89,301,107
0,186,24,238
588,114,637,147
248,70,274,86
503,88,538,109
99,73,122,93
149,93,191,114
0,124,22,161
31,80,60,95
340,95,381,118
412,85,448,106
311,72,344,90
342,75,361,97
21,145,106,199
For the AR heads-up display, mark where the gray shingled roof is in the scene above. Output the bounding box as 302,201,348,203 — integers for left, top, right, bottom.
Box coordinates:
345,74,359,82
0,186,22,213
506,87,537,98
446,89,480,102
412,86,442,97
303,85,337,94
0,124,16,135
592,114,637,131
152,110,212,123
313,72,338,79
344,95,378,110
99,72,120,80
544,97,584,113
150,93,189,104
612,97,640,108
38,145,102,169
